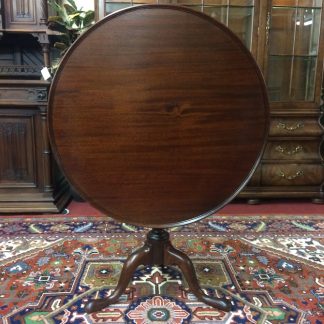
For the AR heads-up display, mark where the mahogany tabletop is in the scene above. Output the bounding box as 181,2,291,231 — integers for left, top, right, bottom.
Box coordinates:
48,5,269,228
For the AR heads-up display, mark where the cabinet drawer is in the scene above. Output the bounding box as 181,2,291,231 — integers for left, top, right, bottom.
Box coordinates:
263,140,320,160
261,164,323,186
270,117,323,136
0,87,47,103
0,81,49,105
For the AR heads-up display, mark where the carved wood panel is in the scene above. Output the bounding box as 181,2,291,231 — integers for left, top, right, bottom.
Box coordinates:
0,114,36,187
0,87,47,102
6,0,37,24
3,0,48,31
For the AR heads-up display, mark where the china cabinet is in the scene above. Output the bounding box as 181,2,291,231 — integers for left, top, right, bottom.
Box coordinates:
96,0,260,59
96,0,324,203
243,0,324,203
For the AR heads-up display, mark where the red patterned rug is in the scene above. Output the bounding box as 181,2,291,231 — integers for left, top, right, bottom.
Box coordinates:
0,213,323,323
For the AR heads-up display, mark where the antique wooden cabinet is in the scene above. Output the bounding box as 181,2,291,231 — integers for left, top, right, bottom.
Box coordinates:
242,0,324,203
0,1,70,213
97,0,324,203
0,0,50,66
0,80,70,212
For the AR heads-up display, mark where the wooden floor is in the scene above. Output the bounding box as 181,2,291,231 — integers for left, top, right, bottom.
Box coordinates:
1,198,322,218
59,199,324,217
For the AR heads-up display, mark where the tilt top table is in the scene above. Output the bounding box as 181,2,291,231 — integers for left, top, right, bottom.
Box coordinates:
48,5,269,313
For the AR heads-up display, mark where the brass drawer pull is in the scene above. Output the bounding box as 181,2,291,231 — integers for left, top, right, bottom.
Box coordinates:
276,122,304,131
278,169,304,180
275,145,303,156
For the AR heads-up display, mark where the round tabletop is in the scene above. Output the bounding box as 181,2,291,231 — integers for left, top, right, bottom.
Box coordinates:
49,5,269,228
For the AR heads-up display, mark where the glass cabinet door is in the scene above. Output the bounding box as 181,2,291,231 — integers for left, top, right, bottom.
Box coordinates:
267,0,323,102
103,0,256,52
202,0,255,50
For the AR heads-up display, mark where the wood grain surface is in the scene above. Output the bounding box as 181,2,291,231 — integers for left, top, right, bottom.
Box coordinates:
49,5,269,227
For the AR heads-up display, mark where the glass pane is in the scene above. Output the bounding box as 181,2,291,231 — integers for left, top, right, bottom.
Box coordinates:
105,0,131,3
105,1,131,14
291,56,317,100
203,0,254,5
203,6,228,24
267,55,293,101
272,0,297,6
133,0,157,3
204,0,229,5
187,5,203,11
105,0,255,51
230,0,254,5
178,5,203,11
177,0,202,4
228,6,253,48
298,0,322,7
272,0,322,8
294,8,321,55
158,0,178,3
269,7,296,55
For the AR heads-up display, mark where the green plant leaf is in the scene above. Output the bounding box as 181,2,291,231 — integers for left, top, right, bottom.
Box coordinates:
47,15,64,23
83,11,95,28
48,0,68,22
69,13,82,28
54,42,68,50
66,0,78,11
64,3,76,15
58,33,72,44
69,12,82,19
47,19,69,33
48,0,95,73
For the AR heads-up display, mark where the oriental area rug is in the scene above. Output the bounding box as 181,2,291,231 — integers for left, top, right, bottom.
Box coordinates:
0,213,323,324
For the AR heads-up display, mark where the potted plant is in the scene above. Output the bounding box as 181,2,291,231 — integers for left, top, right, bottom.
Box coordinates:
47,0,95,73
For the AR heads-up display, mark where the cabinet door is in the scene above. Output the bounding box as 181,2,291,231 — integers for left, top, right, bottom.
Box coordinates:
266,0,324,105
100,0,260,57
0,111,37,187
0,80,71,213
3,0,48,31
